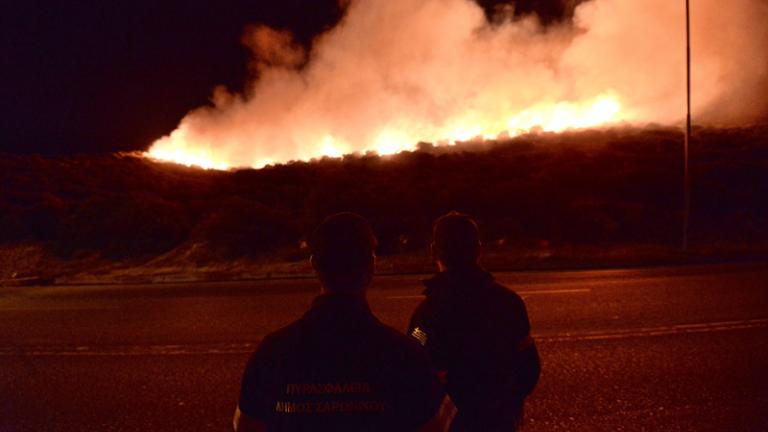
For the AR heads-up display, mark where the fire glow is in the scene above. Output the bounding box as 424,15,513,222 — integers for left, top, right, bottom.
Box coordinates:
150,92,625,170
147,0,768,170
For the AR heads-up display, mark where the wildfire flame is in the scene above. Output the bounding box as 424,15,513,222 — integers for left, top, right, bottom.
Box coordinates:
148,91,625,170
146,0,768,170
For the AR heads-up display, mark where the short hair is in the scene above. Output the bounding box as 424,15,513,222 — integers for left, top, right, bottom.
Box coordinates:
309,213,377,287
432,211,480,268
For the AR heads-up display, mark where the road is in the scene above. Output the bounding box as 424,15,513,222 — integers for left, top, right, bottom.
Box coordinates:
1,263,767,431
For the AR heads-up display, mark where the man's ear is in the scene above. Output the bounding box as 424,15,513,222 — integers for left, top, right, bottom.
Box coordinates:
370,253,377,272
431,242,446,271
309,255,317,273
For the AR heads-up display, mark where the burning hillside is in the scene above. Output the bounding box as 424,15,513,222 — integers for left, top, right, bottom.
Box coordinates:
146,0,768,170
2,125,767,283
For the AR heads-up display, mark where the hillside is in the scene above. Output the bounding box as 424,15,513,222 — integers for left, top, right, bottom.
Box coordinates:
1,125,767,284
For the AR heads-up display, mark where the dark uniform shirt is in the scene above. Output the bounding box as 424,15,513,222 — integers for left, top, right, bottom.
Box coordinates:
408,268,540,431
239,293,444,431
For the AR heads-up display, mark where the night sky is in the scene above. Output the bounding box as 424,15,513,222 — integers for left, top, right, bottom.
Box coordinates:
2,0,569,156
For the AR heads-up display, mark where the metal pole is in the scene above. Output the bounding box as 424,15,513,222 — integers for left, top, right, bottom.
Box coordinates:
683,0,691,252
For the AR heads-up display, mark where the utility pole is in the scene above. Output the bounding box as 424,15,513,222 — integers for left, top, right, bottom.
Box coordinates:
682,0,691,252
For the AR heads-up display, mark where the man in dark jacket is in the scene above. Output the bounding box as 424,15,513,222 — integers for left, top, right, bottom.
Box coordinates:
235,213,446,432
409,212,540,431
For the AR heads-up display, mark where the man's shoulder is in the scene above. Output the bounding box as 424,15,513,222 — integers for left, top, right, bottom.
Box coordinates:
413,292,439,314
250,316,313,359
369,317,431,356
488,279,526,306
259,314,425,357
412,275,529,334
418,273,526,309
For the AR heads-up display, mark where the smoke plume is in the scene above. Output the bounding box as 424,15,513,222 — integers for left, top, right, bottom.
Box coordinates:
148,0,768,169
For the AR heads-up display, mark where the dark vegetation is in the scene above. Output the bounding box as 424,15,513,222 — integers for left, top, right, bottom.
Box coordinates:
1,125,766,281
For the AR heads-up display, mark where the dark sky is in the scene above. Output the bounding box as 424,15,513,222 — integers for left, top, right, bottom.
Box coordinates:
1,0,569,156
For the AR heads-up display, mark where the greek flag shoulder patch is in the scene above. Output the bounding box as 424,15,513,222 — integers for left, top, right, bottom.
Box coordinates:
411,327,428,346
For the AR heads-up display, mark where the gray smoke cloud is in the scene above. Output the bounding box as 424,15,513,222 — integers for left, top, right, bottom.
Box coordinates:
148,0,768,169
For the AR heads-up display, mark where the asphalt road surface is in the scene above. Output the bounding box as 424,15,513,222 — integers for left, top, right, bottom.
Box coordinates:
1,263,767,431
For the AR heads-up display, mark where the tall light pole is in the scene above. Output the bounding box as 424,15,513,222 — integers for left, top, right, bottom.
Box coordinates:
682,0,691,252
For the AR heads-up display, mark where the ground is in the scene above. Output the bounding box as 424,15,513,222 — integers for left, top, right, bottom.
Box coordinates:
1,262,767,431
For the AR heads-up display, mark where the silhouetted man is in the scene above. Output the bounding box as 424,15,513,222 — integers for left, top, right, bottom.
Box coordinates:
234,213,446,431
409,212,540,431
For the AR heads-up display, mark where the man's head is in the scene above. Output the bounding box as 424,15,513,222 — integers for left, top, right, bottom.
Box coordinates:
309,212,377,293
432,211,481,270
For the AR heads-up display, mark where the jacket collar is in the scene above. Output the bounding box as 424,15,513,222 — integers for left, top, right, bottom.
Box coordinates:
306,292,373,319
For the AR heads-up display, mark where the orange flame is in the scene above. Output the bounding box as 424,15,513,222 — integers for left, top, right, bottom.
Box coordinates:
145,0,768,170
147,92,627,170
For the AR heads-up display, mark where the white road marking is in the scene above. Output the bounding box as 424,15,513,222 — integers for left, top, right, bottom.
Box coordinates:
519,288,591,295
3,318,766,357
386,288,590,300
0,342,258,357
537,318,768,342
0,304,121,311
